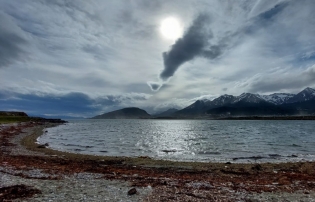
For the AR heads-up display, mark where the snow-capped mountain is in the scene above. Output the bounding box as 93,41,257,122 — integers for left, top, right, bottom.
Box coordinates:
211,94,236,106
259,93,295,105
232,93,265,104
286,87,315,103
174,87,315,117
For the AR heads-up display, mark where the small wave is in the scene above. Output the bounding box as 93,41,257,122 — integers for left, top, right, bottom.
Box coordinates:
62,143,79,147
233,156,264,161
198,151,221,155
63,143,93,149
161,149,177,153
268,154,282,158
291,144,302,147
99,150,108,153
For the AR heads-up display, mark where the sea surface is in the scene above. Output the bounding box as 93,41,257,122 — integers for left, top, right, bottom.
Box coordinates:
38,119,315,163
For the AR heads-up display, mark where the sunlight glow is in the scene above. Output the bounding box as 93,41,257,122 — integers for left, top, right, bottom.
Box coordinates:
160,17,183,40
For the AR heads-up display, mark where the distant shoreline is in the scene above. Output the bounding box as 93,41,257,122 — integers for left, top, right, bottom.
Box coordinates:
97,115,315,120
217,115,315,120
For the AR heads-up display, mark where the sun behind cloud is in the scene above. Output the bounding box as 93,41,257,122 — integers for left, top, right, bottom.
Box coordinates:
160,17,183,40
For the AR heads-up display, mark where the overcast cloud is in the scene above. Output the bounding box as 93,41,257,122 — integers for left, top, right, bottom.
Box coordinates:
1,0,315,117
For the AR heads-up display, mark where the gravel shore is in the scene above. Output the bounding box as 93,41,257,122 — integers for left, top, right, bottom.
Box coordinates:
1,122,315,201
1,122,152,201
0,168,152,201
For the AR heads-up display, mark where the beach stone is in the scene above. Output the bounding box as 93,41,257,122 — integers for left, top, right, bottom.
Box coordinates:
127,188,137,195
37,143,49,148
0,184,41,201
251,164,262,171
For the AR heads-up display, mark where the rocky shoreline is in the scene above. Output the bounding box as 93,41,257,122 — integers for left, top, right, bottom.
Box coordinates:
1,121,315,201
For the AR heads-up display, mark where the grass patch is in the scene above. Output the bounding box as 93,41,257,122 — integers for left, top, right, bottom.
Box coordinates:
0,116,32,124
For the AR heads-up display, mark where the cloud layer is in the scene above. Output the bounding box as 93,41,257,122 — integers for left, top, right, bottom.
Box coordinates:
0,11,28,68
1,0,315,116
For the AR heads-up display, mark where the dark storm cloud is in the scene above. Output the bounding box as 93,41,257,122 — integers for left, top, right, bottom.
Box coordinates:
0,12,28,68
160,14,218,81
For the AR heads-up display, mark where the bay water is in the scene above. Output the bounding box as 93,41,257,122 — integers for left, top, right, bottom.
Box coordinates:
38,119,315,163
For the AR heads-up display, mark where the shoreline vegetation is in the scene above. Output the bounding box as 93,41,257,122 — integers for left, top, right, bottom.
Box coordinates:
0,111,67,124
1,112,315,200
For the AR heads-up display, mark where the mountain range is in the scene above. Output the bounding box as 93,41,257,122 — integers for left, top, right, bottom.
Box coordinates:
174,87,315,118
92,87,315,119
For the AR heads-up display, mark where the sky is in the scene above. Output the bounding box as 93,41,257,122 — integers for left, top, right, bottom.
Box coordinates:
1,0,315,118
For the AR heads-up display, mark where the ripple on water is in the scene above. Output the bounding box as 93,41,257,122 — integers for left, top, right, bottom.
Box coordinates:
198,151,221,155
38,119,315,163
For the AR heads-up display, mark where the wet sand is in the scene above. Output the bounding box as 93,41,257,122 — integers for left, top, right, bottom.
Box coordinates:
1,121,315,201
